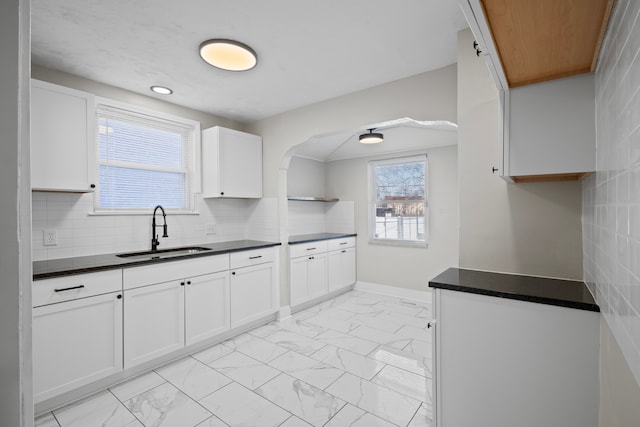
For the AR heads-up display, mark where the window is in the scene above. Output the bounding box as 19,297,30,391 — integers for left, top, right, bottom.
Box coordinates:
369,155,428,246
94,103,198,213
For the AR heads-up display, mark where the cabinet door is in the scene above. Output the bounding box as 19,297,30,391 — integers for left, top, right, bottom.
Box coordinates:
308,253,328,299
230,263,275,327
185,271,230,346
31,80,94,192
33,292,123,403
202,126,262,198
124,281,184,369
290,256,310,306
328,248,356,292
219,127,262,198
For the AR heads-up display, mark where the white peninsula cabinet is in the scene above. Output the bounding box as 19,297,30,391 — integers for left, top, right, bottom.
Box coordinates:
202,126,263,198
31,79,96,192
229,247,278,327
123,255,230,369
429,268,600,427
289,235,356,308
32,270,123,403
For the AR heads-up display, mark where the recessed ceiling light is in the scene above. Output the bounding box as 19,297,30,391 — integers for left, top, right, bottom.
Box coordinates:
199,39,257,72
359,129,384,144
150,86,173,95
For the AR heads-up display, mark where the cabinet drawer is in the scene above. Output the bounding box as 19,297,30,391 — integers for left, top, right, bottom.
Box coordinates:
327,237,356,251
33,269,122,308
289,241,328,258
230,248,274,269
123,254,229,290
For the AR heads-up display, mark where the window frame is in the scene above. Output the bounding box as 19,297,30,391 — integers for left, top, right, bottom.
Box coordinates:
368,154,428,247
90,97,201,215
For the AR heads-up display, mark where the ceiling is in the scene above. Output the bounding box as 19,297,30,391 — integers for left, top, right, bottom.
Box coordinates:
31,0,468,123
290,118,458,163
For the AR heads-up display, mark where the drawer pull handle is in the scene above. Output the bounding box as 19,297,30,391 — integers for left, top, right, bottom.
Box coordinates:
54,285,85,293
306,247,316,251
341,250,347,253
309,256,315,260
249,255,262,260
339,242,348,245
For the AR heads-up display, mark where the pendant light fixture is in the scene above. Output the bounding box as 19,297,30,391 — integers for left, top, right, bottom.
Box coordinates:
359,128,384,144
199,39,258,71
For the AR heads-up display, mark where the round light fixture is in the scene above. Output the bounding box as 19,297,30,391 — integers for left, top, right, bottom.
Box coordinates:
150,86,173,95
199,39,258,71
359,129,384,144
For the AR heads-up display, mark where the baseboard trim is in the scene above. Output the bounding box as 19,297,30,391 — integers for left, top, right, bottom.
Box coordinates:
278,305,291,321
355,281,432,303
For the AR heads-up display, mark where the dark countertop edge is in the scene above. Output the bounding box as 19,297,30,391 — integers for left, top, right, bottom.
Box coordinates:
289,233,357,245
33,241,281,280
429,282,600,312
428,268,600,313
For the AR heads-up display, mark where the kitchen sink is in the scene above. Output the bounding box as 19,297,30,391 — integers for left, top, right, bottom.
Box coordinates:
116,246,212,260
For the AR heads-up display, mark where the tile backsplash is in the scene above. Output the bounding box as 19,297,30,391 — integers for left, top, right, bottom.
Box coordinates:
583,0,640,385
32,192,278,261
287,200,355,236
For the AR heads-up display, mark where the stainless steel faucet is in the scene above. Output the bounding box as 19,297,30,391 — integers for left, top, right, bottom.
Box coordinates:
151,205,168,251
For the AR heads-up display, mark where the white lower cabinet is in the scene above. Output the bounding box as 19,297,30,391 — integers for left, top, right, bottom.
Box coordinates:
33,291,123,403
185,271,230,345
290,254,328,306
123,264,230,369
124,280,185,369
230,262,276,327
327,247,356,292
289,237,356,307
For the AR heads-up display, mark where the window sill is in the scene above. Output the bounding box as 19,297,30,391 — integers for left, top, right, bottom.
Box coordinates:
368,239,428,248
88,210,200,216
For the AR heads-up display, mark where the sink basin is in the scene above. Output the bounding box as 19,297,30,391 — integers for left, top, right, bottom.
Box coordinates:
116,246,212,260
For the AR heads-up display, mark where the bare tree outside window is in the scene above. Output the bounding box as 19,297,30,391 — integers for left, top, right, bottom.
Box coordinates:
369,155,427,245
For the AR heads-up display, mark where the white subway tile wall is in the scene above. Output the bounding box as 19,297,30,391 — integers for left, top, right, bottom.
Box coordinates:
288,201,356,236
32,193,279,261
583,0,640,385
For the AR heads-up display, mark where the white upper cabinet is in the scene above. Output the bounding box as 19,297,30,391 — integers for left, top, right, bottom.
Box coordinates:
459,0,598,183
201,126,262,198
507,74,595,180
31,79,95,192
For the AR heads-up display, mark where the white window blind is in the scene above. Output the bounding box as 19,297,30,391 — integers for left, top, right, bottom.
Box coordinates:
369,155,428,246
95,105,194,212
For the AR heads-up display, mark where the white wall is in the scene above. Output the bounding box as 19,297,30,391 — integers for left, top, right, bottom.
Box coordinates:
30,69,278,260
249,65,458,197
457,28,584,280
32,193,278,260
326,146,459,290
287,156,326,198
0,0,33,425
582,0,640,422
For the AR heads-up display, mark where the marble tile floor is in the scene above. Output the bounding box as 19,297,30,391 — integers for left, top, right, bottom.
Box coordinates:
36,290,433,427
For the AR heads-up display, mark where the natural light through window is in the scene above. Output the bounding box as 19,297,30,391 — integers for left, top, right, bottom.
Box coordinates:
369,155,428,246
95,104,197,213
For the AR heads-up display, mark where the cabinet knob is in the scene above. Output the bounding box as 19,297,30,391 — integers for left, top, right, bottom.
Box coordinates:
180,281,185,286
220,192,224,196
117,294,122,299
492,167,499,174
232,271,236,275
90,184,96,189
187,281,191,285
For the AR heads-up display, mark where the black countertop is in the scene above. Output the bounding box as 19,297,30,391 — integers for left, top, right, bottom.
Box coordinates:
429,268,599,312
289,233,357,245
33,240,281,280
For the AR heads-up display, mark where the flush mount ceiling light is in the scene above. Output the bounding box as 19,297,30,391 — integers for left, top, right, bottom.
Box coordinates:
199,39,258,71
359,128,384,144
150,86,173,95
